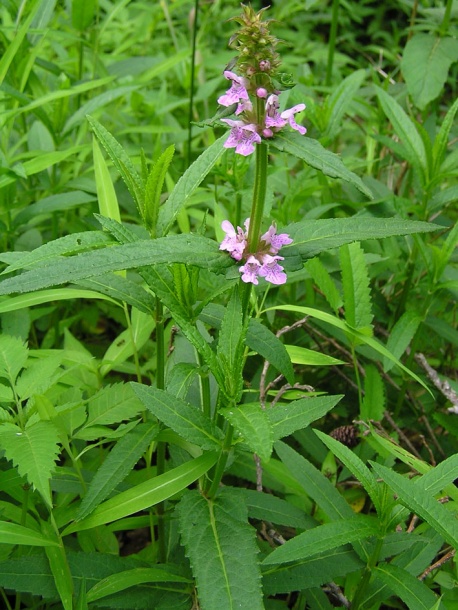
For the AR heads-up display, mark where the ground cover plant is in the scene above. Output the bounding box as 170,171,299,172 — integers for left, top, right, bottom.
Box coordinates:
0,0,457,608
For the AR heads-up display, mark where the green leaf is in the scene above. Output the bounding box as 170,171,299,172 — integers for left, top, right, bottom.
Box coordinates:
340,242,373,334
93,137,121,223
375,563,442,610
217,288,245,400
240,489,313,529
166,363,199,400
72,0,97,30
323,69,366,139
361,364,385,420
85,383,143,427
0,334,28,385
0,235,231,296
158,135,227,235
268,395,343,441
64,452,218,533
375,86,427,178
305,257,342,313
418,453,458,497
86,567,190,603
77,274,156,314
177,488,264,610
285,344,344,366
262,547,364,595
383,311,422,372
0,521,59,547
432,97,458,173
77,423,160,520
246,319,294,385
144,144,175,236
12,191,96,228
221,404,273,462
275,441,354,520
131,384,223,450
401,34,458,111
270,131,373,199
371,462,458,548
262,515,379,565
284,217,438,260
0,421,60,507
87,115,144,213
41,521,73,610
314,430,382,514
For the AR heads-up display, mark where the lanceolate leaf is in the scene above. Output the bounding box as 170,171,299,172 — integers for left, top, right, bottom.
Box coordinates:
283,217,438,260
144,144,175,236
64,452,218,533
262,515,379,565
131,384,223,450
0,235,232,296
371,462,458,548
77,422,160,520
0,522,59,547
269,395,343,441
324,69,366,139
340,242,373,333
217,288,245,400
375,563,443,610
177,488,264,610
246,319,294,385
220,404,273,462
158,135,227,235
270,131,373,199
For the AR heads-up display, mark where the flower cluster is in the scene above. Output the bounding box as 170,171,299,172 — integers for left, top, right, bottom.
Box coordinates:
220,219,292,285
217,5,306,156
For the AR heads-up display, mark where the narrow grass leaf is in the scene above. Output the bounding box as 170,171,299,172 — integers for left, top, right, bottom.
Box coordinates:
262,515,379,565
285,344,344,366
131,384,223,450
86,567,190,602
314,430,382,514
246,319,294,385
144,144,175,236
305,257,343,313
375,563,442,610
324,69,366,139
221,404,273,462
41,521,73,610
271,131,373,199
0,522,59,547
64,452,218,533
371,462,458,547
93,138,121,223
361,364,385,421
77,422,160,520
383,311,422,372
268,395,343,441
177,488,264,610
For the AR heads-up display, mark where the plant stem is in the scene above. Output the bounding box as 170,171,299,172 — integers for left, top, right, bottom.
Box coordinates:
325,0,340,86
247,141,268,253
351,536,384,609
155,296,166,562
440,0,453,36
206,423,234,498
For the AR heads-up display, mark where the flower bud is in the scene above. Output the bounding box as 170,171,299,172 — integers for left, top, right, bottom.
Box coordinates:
256,87,268,98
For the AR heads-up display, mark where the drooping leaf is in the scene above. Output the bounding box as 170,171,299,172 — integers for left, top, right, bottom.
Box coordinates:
340,242,373,334
401,34,458,111
0,235,232,296
246,319,294,385
0,421,60,507
220,404,273,462
262,515,379,565
77,422,160,520
64,452,218,534
177,488,264,610
270,131,373,199
268,395,343,441
131,384,223,450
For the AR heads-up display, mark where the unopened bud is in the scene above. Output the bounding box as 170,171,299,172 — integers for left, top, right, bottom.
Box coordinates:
259,59,270,72
262,128,274,138
256,87,268,98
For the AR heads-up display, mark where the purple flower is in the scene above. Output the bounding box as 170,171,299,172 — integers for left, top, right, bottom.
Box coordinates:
221,119,261,156
261,224,293,253
219,220,248,261
217,71,249,107
281,104,307,135
258,254,287,285
265,95,306,135
240,255,261,285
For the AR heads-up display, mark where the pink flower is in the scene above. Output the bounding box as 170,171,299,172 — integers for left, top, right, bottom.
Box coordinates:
219,220,248,261
258,254,287,285
261,224,293,253
221,119,261,156
240,255,262,285
265,95,306,135
217,71,250,107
